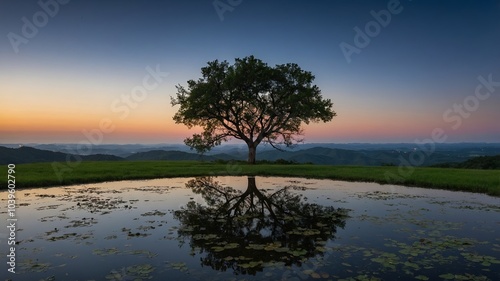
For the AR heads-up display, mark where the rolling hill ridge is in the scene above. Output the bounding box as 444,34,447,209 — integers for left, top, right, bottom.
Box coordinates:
1,145,499,168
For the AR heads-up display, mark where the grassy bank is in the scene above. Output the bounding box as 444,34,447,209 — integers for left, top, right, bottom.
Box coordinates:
2,161,499,196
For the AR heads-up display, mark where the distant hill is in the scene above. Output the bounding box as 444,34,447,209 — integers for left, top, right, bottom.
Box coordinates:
127,150,212,161
0,146,123,164
432,155,500,169
81,154,124,162
256,147,477,166
258,147,376,165
124,146,495,166
0,146,69,164
2,145,500,167
125,150,239,162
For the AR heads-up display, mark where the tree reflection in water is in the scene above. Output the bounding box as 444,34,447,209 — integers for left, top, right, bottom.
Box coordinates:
173,176,350,275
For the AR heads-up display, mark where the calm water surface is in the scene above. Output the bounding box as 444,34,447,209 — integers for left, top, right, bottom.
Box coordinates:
1,176,499,281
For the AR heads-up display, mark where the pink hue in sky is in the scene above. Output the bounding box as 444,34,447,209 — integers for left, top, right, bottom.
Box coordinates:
1,65,499,144
1,1,500,145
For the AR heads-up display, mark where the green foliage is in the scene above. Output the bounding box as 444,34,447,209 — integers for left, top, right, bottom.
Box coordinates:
171,56,336,162
273,158,298,165
432,155,500,170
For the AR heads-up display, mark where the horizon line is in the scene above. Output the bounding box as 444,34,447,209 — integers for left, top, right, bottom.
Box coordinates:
2,142,500,146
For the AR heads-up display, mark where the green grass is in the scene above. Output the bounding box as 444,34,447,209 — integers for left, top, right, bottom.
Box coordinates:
2,161,499,196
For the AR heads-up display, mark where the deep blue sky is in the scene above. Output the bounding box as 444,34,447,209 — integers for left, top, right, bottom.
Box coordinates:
1,0,499,143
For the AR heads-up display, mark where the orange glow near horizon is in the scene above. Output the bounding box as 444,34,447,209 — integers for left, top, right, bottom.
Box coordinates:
1,1,499,145
1,68,498,144
0,107,449,144
2,94,497,144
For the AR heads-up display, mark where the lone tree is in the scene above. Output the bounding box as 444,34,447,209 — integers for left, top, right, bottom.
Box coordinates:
171,56,336,164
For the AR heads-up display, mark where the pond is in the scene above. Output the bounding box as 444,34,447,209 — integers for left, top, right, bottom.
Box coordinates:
1,176,499,281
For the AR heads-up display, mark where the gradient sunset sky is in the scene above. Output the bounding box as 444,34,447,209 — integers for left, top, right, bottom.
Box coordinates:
1,0,499,144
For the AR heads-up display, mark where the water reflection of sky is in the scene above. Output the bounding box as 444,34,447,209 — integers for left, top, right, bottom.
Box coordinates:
1,177,499,281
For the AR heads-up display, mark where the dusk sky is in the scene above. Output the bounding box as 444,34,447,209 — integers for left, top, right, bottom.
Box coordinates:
1,0,499,144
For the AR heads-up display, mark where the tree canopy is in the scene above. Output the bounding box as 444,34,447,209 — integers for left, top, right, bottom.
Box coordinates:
171,55,336,163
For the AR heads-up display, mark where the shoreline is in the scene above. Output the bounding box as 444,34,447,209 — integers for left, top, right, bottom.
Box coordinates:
2,161,499,196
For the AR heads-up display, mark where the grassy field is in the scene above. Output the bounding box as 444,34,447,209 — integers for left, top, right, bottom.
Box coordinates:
2,161,499,196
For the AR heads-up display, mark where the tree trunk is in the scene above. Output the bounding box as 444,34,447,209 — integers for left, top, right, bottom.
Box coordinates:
247,143,256,164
